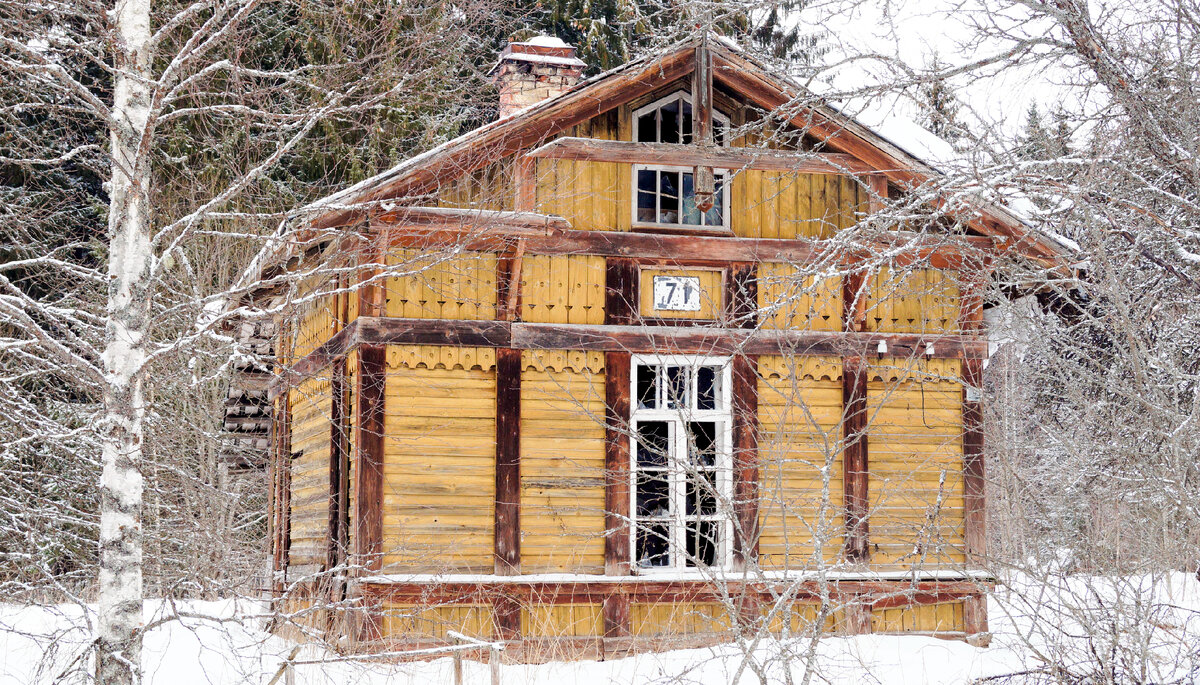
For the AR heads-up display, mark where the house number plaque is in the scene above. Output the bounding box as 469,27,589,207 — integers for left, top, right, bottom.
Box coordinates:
652,275,702,311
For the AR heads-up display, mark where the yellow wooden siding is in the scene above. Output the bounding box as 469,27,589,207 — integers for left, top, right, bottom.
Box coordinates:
437,159,513,211
381,349,497,572
761,602,843,634
731,172,860,240
519,255,605,324
520,351,607,574
865,268,962,334
384,248,497,321
521,603,604,638
289,272,340,362
629,602,731,637
757,356,846,568
872,601,965,633
382,603,495,640
867,358,965,568
533,113,622,232
757,264,842,330
288,372,332,569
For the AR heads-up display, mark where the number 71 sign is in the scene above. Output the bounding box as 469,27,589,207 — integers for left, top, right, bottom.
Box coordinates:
652,275,702,311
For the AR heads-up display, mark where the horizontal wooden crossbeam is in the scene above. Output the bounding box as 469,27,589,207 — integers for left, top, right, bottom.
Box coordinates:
354,577,989,607
526,137,878,174
271,316,987,396
372,210,999,271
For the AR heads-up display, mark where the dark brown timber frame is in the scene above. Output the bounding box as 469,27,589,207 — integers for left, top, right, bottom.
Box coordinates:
602,258,637,636
842,272,871,564
327,358,350,598
351,345,386,641
495,347,522,576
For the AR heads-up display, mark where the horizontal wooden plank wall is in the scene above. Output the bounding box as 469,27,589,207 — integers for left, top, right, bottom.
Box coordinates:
756,356,845,569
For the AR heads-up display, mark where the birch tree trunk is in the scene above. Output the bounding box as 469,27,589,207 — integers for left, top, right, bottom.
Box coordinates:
99,0,153,681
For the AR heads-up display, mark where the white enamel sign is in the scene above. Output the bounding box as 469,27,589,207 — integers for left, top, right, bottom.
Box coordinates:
652,275,702,311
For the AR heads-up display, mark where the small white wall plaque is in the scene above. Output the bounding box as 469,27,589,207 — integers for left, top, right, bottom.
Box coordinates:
653,275,702,311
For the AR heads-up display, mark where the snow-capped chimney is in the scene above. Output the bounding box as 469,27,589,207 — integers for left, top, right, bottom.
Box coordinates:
491,36,585,119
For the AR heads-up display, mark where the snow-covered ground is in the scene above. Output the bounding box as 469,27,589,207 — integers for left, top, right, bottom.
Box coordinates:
2,573,1197,684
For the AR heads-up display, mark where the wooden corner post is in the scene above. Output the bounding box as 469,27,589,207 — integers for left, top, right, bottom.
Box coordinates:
352,344,386,642
842,271,870,563
494,347,522,575
731,354,760,571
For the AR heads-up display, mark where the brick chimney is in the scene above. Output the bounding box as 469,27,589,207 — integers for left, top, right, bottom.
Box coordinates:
491,36,586,119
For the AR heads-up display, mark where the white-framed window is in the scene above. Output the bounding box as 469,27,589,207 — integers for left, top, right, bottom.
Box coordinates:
630,355,733,571
632,92,731,230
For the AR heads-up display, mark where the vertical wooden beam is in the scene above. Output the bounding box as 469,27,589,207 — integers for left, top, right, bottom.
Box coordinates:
963,592,989,642
726,263,757,329
358,229,387,318
494,347,522,575
731,354,760,570
270,391,292,596
842,270,870,563
867,174,888,214
514,155,537,213
959,264,988,568
692,43,715,212
842,357,870,563
605,258,638,326
493,593,522,640
327,358,349,581
604,351,632,576
602,591,630,640
353,346,386,570
963,356,987,567
351,344,385,643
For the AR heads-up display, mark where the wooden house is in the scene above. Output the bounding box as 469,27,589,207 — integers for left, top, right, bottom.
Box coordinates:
234,36,1070,659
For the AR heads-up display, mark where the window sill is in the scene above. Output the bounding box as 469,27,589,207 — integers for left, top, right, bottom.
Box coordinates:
630,223,734,237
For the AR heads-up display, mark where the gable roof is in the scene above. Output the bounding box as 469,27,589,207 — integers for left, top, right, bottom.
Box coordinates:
234,37,1072,301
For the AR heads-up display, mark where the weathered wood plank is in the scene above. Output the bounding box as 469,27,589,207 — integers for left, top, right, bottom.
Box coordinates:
963,356,986,567
526,137,877,175
604,351,632,576
842,356,869,563
726,263,757,329
327,358,349,590
495,347,522,575
731,355,760,570
379,221,996,271
605,258,637,326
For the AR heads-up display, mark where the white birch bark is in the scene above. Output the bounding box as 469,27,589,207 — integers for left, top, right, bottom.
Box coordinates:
99,0,153,681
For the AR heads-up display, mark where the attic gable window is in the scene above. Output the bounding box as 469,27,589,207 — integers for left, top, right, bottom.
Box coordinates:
633,92,730,230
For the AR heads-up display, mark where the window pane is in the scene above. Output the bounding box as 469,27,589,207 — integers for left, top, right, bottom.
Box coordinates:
685,468,717,516
696,366,720,410
637,364,658,409
686,520,719,567
714,121,727,146
681,172,701,225
659,171,679,223
687,421,717,466
637,170,657,223
661,99,680,144
635,421,669,468
637,111,657,143
636,472,670,518
664,366,687,409
637,523,671,568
